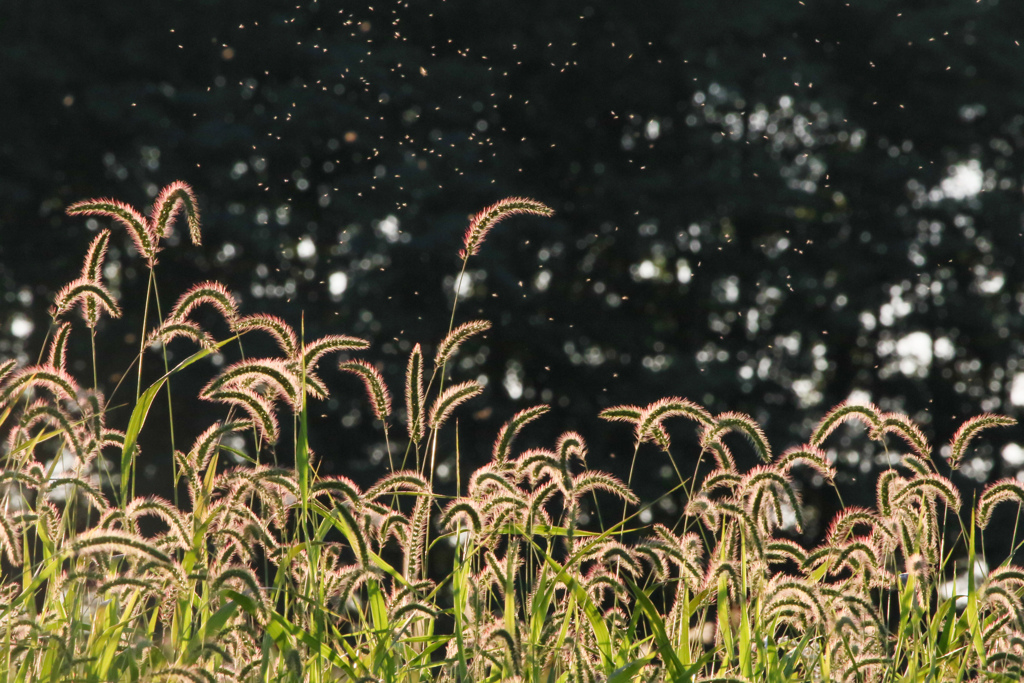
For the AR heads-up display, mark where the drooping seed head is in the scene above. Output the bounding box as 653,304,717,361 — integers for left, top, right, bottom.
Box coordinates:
234,314,298,358
302,334,370,371
146,320,217,350
434,319,491,366
171,281,239,325
150,180,201,244
81,229,111,281
428,380,483,431
67,197,159,265
701,411,772,464
0,364,81,408
871,412,930,459
459,197,553,259
205,388,280,443
894,473,961,513
47,322,73,372
338,359,392,422
810,401,883,447
202,358,303,412
636,397,713,449
949,413,1017,470
50,277,122,328
775,445,836,484
493,404,549,465
571,471,638,506
978,478,1024,529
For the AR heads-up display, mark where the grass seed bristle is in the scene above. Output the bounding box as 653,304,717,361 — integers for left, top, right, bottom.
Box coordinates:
459,197,553,259
338,359,392,422
150,180,201,245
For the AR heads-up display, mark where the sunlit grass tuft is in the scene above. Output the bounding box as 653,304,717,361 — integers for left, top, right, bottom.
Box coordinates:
1,185,1023,682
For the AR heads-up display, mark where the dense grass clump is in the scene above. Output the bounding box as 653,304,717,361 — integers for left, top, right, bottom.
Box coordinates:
3,183,1024,682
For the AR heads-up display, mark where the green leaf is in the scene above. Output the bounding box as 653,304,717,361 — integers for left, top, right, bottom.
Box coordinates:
626,576,689,683
451,546,471,682
120,339,232,503
311,500,408,586
296,393,310,519
189,598,240,661
121,376,165,503
608,657,655,683
224,589,358,678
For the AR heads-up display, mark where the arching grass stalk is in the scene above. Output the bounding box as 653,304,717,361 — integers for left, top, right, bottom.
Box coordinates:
146,273,187,506
425,198,554,472
412,199,552,590
65,184,201,502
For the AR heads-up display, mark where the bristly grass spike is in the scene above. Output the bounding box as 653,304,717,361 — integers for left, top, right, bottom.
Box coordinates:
339,359,392,422
150,180,201,245
406,343,425,445
67,197,158,264
458,197,554,260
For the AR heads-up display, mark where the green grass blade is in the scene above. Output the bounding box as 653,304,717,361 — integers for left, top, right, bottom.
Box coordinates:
607,657,655,682
120,339,233,504
626,576,689,683
120,376,165,503
966,509,987,670
188,599,239,662
451,544,470,681
224,588,358,678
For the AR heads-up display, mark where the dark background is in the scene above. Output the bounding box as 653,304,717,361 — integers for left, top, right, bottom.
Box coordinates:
3,0,1024,562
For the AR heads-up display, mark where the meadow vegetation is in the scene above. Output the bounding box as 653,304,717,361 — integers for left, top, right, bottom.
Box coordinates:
3,183,1024,682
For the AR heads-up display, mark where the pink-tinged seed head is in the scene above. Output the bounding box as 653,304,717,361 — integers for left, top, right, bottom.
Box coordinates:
459,197,553,259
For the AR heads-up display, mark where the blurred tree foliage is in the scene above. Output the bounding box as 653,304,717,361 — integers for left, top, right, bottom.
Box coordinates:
3,0,1024,557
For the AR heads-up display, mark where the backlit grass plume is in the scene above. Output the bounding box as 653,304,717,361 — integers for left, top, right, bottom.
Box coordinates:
428,379,482,430
150,179,201,244
406,343,425,444
949,412,1017,469
50,228,121,329
458,196,554,259
434,319,491,366
66,181,202,265
81,228,112,300
170,280,239,325
50,276,121,328
339,358,392,422
67,197,156,263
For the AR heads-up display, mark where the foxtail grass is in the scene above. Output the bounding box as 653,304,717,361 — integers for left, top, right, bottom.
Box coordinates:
1,184,1023,683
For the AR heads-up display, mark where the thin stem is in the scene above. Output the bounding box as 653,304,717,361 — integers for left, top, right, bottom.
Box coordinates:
621,441,641,538
90,329,98,392
126,266,158,503
430,258,470,399
136,268,156,400
416,257,470,480
149,275,180,506
446,258,470,340
383,423,394,472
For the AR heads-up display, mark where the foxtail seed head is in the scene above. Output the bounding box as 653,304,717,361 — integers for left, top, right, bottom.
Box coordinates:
459,197,553,259
405,344,425,444
151,180,201,244
67,198,157,264
339,359,392,422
